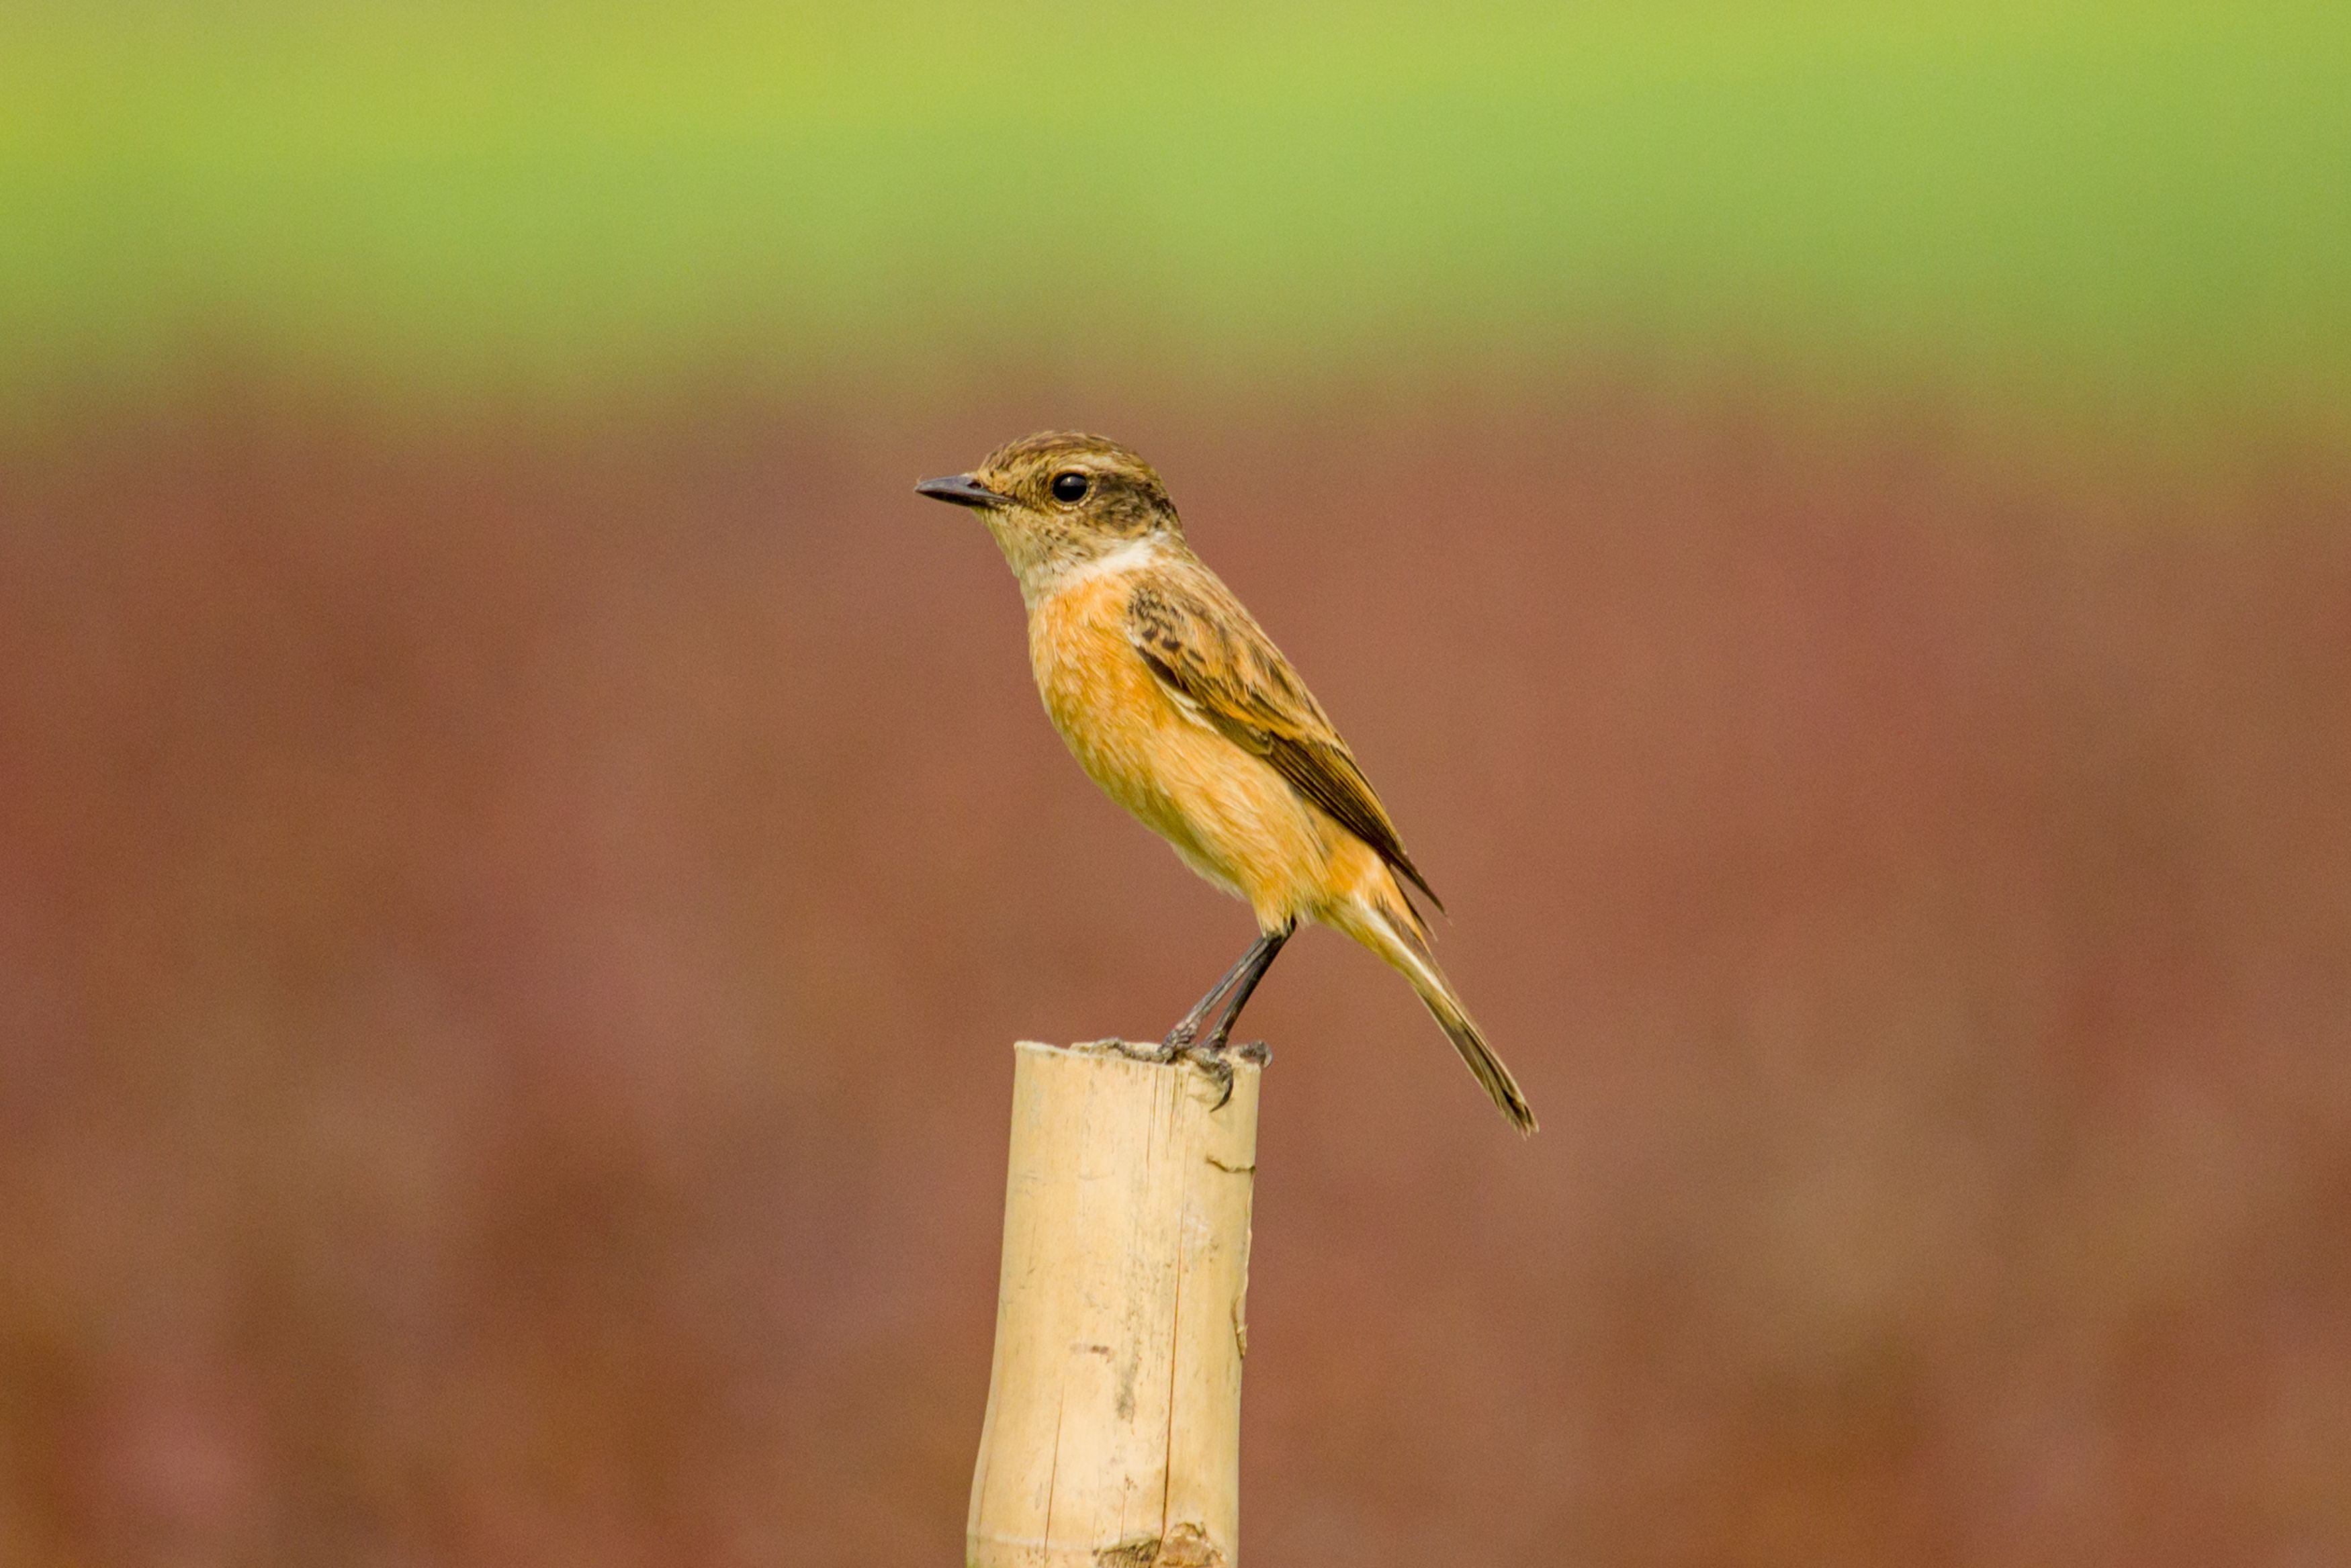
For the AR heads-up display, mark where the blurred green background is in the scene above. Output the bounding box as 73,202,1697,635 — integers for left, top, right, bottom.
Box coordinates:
5,1,2346,416
3,6,2348,1567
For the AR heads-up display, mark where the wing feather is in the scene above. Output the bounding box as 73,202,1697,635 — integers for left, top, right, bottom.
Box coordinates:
1127,566,1444,911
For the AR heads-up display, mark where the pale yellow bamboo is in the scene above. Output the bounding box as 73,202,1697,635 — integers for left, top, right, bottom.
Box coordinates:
967,1040,1263,1568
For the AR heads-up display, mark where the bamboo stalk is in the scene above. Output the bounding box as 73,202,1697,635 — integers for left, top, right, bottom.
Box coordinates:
967,1039,1264,1568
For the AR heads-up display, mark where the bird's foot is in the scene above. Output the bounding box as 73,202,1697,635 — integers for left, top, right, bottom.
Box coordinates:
1163,1036,1270,1111
1190,1045,1236,1109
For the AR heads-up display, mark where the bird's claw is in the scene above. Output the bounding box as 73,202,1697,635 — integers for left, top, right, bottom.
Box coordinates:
1191,1046,1236,1110
1154,1027,1227,1101
1161,1037,1270,1111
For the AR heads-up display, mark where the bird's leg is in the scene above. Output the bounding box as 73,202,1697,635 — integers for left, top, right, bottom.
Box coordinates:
1200,925,1290,1054
1159,925,1292,1111
1157,938,1270,1056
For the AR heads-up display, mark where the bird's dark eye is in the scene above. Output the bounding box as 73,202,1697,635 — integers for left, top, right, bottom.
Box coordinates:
1051,471,1091,504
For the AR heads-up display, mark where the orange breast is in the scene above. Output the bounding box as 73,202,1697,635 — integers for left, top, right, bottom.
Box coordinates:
1026,570,1339,927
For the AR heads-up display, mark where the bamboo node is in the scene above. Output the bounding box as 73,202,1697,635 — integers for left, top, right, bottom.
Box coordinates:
1094,1523,1227,1568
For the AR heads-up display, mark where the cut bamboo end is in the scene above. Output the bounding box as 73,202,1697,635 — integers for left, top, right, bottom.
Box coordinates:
967,1040,1264,1568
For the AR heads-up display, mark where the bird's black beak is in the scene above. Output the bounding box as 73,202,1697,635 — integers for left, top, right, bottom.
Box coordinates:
915,473,1010,510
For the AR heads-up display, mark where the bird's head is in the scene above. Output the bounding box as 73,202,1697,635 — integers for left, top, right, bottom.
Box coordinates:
917,431,1182,602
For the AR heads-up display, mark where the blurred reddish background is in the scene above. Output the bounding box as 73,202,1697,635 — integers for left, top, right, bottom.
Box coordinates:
3,379,2345,1565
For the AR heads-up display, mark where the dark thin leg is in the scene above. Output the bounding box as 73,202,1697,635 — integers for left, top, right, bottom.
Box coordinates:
1201,925,1291,1052
1160,939,1271,1054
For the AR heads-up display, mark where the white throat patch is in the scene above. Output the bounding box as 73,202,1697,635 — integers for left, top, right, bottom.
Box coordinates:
1024,536,1163,608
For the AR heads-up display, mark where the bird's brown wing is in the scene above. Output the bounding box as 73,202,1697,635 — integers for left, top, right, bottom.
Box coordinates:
1126,565,1444,911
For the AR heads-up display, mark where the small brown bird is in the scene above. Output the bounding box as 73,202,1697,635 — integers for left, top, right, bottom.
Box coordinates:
918,432,1535,1132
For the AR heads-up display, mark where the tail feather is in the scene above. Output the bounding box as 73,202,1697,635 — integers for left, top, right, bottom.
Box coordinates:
1351,897,1537,1135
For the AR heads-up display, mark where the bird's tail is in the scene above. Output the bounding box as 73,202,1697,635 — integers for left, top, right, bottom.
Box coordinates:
1341,889,1537,1135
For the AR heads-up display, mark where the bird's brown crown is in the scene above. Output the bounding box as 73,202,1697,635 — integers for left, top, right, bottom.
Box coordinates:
971,432,1182,542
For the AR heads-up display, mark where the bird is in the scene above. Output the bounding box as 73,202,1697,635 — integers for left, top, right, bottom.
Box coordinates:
916,431,1535,1133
